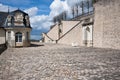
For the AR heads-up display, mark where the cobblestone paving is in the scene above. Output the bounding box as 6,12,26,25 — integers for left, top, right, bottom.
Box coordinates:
0,42,120,80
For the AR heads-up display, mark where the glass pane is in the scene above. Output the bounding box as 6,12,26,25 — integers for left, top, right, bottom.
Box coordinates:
16,32,22,42
19,36,22,42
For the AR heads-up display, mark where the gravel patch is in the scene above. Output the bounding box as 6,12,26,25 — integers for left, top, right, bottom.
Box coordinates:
0,42,120,80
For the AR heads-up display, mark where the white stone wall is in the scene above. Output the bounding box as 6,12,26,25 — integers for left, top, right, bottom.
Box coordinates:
0,29,5,44
58,21,83,46
62,21,80,34
44,21,80,43
47,24,59,42
5,28,31,47
43,33,53,43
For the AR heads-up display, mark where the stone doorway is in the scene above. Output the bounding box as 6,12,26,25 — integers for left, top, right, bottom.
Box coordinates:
82,25,93,47
15,32,23,47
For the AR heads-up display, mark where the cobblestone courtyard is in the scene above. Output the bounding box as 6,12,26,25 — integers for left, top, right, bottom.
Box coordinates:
0,43,120,80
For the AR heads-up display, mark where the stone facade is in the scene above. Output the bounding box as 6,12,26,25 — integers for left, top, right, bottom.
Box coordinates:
43,21,80,43
57,16,94,47
43,24,59,43
42,0,120,49
94,0,120,49
58,21,82,46
0,28,5,44
0,9,32,47
5,28,31,47
43,16,93,47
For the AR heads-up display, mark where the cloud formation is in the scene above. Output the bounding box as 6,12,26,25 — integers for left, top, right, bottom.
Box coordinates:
0,0,83,40
0,0,82,31
24,7,38,17
30,15,53,30
0,3,17,12
49,0,70,18
49,0,83,20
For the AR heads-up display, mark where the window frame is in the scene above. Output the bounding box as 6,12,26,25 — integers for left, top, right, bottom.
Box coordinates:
15,32,22,42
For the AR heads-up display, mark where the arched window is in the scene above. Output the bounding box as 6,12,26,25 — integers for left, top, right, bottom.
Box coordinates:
15,32,22,42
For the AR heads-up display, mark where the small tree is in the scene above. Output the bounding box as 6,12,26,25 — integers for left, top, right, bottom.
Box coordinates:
71,6,75,18
81,1,84,15
64,11,67,20
87,0,90,13
61,11,67,20
75,3,79,16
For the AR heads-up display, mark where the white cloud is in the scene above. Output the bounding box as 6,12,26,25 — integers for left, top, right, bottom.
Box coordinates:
49,0,70,18
24,7,38,17
0,0,83,31
30,15,53,30
23,7,53,30
49,0,83,19
0,3,17,12
0,0,84,39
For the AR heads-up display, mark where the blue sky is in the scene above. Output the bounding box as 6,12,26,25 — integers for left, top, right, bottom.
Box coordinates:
0,0,52,15
0,0,53,40
0,0,82,40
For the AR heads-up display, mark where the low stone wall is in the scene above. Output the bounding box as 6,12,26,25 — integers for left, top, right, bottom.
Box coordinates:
0,43,7,54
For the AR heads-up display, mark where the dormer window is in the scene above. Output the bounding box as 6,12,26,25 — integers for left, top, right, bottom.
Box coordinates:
14,13,23,22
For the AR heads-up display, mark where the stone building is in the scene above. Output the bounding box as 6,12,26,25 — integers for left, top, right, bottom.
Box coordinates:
0,27,6,44
42,0,120,49
0,9,32,47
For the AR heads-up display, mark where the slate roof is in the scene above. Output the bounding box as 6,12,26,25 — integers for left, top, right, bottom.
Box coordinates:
10,9,28,16
0,12,8,27
0,9,31,28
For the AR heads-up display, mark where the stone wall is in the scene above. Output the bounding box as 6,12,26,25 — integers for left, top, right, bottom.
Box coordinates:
42,33,55,43
0,28,6,54
0,28,5,44
6,28,31,47
43,24,59,43
62,21,80,34
58,21,83,46
44,21,80,43
94,0,120,49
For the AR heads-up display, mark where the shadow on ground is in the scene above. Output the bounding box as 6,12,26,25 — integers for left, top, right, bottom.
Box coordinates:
0,44,7,55
30,43,44,47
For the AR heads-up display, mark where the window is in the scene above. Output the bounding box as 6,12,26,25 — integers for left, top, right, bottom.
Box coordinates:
15,32,22,42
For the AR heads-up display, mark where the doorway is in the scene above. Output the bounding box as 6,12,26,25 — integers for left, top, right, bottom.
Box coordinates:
82,25,93,47
15,32,22,47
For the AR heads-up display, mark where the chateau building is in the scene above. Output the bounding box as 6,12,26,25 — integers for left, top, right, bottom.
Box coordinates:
42,0,120,49
0,9,32,47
